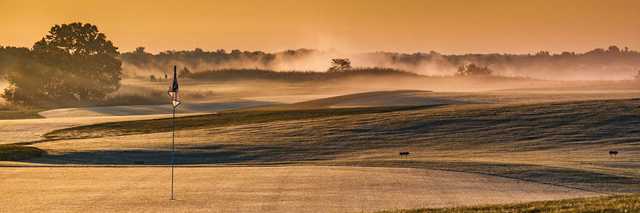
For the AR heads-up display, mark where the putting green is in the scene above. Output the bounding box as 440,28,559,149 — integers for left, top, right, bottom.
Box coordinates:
0,166,598,213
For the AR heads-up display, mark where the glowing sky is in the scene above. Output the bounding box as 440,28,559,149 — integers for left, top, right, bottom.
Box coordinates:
1,0,639,54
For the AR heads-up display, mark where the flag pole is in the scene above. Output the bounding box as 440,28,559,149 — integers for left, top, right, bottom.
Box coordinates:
171,104,175,200
170,65,177,201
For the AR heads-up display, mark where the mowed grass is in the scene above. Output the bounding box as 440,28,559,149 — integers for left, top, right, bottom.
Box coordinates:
5,94,640,212
37,98,640,166
21,98,640,196
382,194,640,213
330,160,640,194
0,145,46,161
43,105,436,141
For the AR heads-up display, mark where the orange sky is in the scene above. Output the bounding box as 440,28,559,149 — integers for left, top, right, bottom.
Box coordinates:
1,0,639,54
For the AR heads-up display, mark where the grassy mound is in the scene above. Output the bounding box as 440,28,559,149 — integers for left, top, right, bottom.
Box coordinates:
44,105,435,141
0,145,46,161
285,90,462,109
382,194,640,213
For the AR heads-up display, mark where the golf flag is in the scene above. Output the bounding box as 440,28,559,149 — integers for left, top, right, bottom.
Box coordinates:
168,65,181,107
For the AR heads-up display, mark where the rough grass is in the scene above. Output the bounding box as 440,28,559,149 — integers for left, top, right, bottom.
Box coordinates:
0,109,43,120
0,106,43,120
0,145,46,161
381,194,640,213
43,105,436,141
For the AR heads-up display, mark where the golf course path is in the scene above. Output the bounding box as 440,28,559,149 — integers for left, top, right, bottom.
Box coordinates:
0,166,599,212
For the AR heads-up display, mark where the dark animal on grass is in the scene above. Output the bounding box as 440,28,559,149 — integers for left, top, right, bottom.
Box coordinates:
399,152,410,157
609,150,619,157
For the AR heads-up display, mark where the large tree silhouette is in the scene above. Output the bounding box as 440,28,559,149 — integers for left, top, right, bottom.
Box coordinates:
3,23,122,106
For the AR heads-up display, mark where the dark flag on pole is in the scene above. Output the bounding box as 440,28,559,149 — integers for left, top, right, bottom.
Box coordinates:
168,65,180,200
168,65,181,107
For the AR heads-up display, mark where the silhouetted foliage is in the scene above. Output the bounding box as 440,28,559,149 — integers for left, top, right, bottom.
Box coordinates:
2,23,122,106
183,68,418,82
120,47,281,72
328,58,352,72
119,46,640,80
0,47,32,80
455,64,493,76
125,47,153,67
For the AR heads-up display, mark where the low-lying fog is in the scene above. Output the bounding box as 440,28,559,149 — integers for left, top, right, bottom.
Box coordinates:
121,47,640,81
3,47,640,106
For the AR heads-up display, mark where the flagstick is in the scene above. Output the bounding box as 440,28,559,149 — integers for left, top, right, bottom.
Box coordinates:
171,103,176,200
169,65,179,201
171,108,175,200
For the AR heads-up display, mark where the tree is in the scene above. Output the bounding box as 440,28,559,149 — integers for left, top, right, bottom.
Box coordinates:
120,46,151,67
3,23,122,106
608,45,621,53
535,51,550,56
328,58,352,72
0,47,32,80
455,64,493,76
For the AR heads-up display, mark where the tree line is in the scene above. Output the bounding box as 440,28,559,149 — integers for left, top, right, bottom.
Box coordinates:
120,46,640,80
2,22,640,107
182,67,418,82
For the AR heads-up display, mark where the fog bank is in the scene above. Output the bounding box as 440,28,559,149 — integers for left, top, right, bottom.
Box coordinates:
120,46,640,81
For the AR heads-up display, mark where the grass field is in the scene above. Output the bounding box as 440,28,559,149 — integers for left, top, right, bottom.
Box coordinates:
383,194,640,213
0,166,600,212
2,91,640,212
42,105,436,141
0,107,43,120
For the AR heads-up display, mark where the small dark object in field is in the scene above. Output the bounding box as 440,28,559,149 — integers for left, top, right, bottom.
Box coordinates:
399,152,410,157
609,150,619,157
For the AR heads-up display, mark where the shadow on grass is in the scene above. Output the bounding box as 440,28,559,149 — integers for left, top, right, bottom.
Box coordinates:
16,145,640,194
11,99,640,195
22,144,344,165
0,145,47,161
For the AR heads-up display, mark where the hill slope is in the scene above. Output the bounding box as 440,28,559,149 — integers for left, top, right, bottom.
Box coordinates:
286,90,468,108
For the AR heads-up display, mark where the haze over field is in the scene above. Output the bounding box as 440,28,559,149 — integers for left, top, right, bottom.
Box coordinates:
2,0,639,54
1,1,640,212
119,47,640,80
